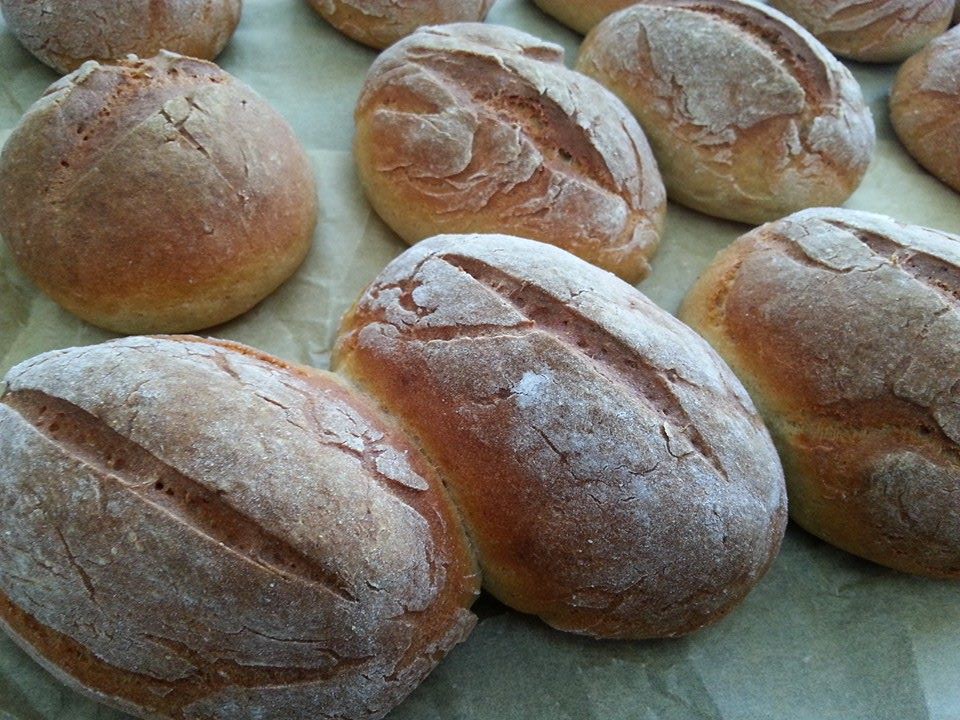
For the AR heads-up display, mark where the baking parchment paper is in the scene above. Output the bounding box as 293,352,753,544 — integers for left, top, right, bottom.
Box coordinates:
1,1,959,718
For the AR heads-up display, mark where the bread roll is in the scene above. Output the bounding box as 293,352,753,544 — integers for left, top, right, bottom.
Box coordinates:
0,0,242,74
354,23,667,283
680,208,960,577
576,0,876,225
308,0,495,50
891,26,960,195
334,233,787,639
531,0,633,34
0,52,317,334
0,336,478,720
767,0,953,63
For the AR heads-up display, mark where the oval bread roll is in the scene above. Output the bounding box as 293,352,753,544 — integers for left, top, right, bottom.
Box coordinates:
680,208,960,577
334,233,788,639
308,0,495,49
767,0,953,63
354,23,667,283
0,0,242,74
0,52,317,334
891,25,960,195
531,0,636,34
0,336,478,720
576,0,876,225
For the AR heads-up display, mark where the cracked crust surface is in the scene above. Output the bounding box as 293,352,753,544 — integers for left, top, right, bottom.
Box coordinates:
680,208,960,578
333,233,787,639
307,0,495,50
354,23,667,284
0,52,317,334
0,336,479,720
0,0,242,74
575,0,875,224
768,0,953,63
891,25,960,195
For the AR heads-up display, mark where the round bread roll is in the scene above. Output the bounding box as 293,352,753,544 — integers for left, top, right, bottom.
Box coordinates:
308,0,495,50
0,0,242,75
0,52,317,334
891,25,960,195
767,0,953,63
575,0,876,225
0,336,478,720
531,0,633,34
354,23,667,283
334,233,787,639
680,208,960,578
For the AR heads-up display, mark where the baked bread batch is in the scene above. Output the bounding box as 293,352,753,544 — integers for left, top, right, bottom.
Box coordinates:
0,0,241,73
576,0,876,224
0,52,317,334
354,23,666,282
1,0,960,718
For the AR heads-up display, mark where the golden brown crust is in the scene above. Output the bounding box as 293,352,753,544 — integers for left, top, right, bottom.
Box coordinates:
0,336,479,719
891,26,960,195
680,208,960,578
354,23,666,283
0,53,318,334
768,0,953,63
333,233,787,639
575,0,875,224
0,0,242,74
308,0,496,49
532,0,648,34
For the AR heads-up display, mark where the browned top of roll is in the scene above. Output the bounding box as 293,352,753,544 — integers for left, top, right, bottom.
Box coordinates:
308,0,496,49
0,336,478,719
576,0,875,224
353,23,666,283
531,0,641,34
891,25,960,194
0,52,317,334
0,0,242,74
768,0,953,63
680,208,960,577
334,233,786,639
